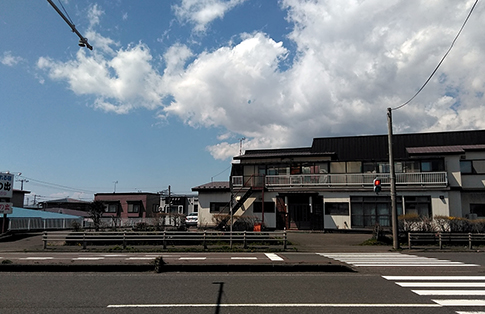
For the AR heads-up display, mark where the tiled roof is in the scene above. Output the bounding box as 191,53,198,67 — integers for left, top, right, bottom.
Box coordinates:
192,181,230,191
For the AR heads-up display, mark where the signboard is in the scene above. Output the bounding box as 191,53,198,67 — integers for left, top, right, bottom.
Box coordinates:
0,173,14,198
0,203,13,214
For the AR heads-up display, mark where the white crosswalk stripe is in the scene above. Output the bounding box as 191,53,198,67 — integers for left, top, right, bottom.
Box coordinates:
318,253,479,267
383,276,485,314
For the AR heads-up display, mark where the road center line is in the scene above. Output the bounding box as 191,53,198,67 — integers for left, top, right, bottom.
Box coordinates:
108,303,442,308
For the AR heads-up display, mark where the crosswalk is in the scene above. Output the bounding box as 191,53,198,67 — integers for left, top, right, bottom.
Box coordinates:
317,253,479,267
383,275,485,313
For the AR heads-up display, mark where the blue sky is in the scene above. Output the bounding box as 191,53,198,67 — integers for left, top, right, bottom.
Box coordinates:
1,0,484,204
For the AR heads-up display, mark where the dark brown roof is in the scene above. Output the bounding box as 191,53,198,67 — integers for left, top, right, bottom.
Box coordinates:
192,181,230,191
407,145,485,155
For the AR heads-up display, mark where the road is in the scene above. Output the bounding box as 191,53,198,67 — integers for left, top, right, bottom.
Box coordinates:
1,258,485,314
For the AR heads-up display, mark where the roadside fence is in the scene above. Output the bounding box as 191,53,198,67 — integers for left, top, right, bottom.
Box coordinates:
408,232,485,249
42,230,288,251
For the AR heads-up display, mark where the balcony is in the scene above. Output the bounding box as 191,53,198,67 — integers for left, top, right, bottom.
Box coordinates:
232,172,448,189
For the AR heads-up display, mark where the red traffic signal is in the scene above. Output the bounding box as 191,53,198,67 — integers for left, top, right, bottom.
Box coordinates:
373,178,382,194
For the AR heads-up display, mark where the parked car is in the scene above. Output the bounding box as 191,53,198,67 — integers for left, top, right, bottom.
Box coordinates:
185,212,198,227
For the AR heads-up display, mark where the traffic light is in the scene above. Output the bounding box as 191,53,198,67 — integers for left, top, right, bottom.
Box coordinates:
373,178,382,194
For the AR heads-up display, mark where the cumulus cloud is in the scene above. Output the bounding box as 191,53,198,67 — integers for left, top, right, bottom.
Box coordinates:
1,51,23,66
37,0,485,160
173,0,247,32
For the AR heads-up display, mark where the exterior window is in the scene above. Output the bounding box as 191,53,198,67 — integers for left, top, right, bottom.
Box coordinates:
404,196,431,217
402,161,420,173
347,162,362,173
421,160,444,172
317,163,329,173
302,164,311,174
290,165,301,175
470,204,485,217
106,203,118,213
363,162,377,173
210,202,230,213
325,202,349,215
378,162,390,173
460,161,473,174
128,203,141,213
474,161,485,174
351,197,402,228
330,162,346,173
253,202,275,213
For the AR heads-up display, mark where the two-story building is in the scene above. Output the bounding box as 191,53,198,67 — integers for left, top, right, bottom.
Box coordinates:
225,129,485,230
94,192,161,219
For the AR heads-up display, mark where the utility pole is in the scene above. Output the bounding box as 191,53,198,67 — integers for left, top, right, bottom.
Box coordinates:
387,108,399,250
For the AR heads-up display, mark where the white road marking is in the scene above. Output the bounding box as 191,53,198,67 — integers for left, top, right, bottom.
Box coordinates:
126,257,155,260
107,303,442,308
72,257,105,260
231,257,258,260
18,257,54,260
384,276,485,281
179,257,207,260
433,300,485,306
397,282,485,288
456,312,485,314
319,253,478,267
412,290,485,296
265,253,284,261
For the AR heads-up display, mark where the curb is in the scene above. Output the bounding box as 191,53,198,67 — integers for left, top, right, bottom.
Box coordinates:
0,263,354,273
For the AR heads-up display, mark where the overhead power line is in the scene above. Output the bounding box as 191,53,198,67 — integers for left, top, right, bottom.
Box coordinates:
46,0,93,50
393,0,479,111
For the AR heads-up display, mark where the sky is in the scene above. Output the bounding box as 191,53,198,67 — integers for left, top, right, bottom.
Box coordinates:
1,0,484,204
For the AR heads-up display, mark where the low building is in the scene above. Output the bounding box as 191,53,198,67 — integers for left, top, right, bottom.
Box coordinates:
94,192,160,219
40,198,91,212
222,129,485,231
192,182,231,228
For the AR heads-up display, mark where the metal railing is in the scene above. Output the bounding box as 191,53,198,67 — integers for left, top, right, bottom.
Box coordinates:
408,232,485,249
9,218,83,231
232,172,447,188
42,231,288,250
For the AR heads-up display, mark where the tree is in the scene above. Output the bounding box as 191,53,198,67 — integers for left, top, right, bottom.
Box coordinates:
89,201,105,231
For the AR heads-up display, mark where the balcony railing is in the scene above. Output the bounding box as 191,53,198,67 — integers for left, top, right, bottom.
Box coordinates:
232,172,448,188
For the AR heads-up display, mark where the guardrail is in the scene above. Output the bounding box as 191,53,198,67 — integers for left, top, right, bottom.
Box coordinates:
43,231,288,251
408,232,485,249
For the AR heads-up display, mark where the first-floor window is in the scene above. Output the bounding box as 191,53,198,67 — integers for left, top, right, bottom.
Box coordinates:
404,196,431,217
210,202,230,213
470,204,485,217
253,202,275,213
351,196,403,228
325,202,349,215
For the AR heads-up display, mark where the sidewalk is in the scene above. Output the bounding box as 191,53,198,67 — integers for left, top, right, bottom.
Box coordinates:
0,231,388,272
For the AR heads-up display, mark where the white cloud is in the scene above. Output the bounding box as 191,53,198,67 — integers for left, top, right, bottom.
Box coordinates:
37,1,485,160
173,0,247,32
1,51,23,66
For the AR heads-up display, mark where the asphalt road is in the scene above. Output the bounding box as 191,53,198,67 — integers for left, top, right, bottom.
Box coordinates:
1,271,485,314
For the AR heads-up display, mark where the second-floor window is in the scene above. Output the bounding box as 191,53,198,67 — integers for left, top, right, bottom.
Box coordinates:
128,202,141,213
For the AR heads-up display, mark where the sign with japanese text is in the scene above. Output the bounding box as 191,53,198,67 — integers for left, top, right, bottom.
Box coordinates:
0,203,13,214
0,173,13,198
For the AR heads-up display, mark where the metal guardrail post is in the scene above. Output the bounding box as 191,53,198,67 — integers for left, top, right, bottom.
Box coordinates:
283,231,287,251
408,232,411,249
243,231,247,249
438,232,442,250
83,232,86,249
203,231,207,250
123,232,126,249
469,232,472,250
163,230,167,249
43,231,47,249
